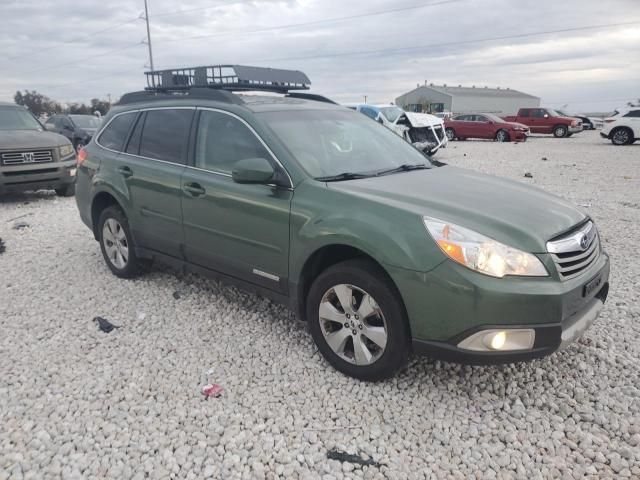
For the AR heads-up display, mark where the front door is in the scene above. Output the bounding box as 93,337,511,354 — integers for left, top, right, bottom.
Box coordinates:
181,109,292,293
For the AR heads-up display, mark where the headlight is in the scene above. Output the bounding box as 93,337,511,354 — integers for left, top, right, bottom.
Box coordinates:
59,144,74,158
423,216,548,278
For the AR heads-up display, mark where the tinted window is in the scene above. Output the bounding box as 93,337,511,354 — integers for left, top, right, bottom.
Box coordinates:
360,107,378,120
196,110,271,174
532,109,546,118
125,112,145,155
623,110,640,117
519,110,530,117
139,109,193,163
98,113,136,151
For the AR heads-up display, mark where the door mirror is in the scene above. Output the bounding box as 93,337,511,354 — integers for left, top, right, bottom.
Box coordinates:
232,157,276,184
543,114,549,118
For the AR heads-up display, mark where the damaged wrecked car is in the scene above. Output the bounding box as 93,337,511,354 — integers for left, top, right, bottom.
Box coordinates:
346,103,447,155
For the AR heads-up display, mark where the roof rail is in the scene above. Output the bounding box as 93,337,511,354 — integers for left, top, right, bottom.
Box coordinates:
285,92,336,104
144,65,311,94
117,88,244,106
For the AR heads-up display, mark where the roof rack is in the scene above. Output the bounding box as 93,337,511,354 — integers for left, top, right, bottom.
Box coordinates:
145,65,311,94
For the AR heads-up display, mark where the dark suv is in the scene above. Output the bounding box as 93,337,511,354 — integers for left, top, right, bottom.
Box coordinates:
0,102,76,196
74,66,609,380
45,114,101,151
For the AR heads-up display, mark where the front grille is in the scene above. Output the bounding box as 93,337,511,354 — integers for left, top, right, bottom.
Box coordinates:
1,150,54,165
547,221,600,280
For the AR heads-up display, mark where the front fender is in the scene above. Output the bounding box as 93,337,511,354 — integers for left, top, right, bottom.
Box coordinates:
289,180,445,283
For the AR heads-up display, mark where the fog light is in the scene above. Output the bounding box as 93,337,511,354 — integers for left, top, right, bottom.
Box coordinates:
457,329,535,352
487,331,506,350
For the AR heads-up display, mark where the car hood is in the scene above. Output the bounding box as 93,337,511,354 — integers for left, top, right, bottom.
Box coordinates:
401,112,444,128
0,129,70,150
328,166,587,253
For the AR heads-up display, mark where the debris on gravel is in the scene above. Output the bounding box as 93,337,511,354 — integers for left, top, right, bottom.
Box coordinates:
0,238,5,254
172,290,181,299
93,316,120,333
12,221,29,230
326,449,380,467
0,132,638,478
524,171,533,178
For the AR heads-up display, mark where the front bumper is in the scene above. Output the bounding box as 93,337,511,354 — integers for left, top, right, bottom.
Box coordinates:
388,249,610,364
0,157,76,194
569,125,583,133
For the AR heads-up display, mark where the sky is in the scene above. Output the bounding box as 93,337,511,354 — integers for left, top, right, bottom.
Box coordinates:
1,0,639,113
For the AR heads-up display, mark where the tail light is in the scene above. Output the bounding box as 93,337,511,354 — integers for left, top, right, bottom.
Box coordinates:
76,147,87,166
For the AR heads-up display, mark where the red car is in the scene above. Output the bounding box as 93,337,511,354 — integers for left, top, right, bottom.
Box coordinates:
444,113,530,142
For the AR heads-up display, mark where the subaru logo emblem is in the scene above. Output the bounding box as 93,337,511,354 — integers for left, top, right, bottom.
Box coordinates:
579,234,589,250
22,152,35,163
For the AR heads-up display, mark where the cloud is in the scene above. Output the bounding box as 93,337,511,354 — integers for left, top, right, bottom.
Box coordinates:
0,0,638,113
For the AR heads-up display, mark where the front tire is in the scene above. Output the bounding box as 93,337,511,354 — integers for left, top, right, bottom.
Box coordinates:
306,259,409,381
98,206,143,278
495,129,510,142
55,183,75,197
610,127,633,146
553,125,568,138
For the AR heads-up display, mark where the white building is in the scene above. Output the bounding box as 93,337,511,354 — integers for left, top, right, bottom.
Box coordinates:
395,83,540,115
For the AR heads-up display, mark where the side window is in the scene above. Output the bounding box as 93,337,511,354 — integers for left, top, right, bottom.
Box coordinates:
196,110,272,174
476,115,488,122
61,117,73,129
139,109,193,164
623,110,640,118
532,109,546,118
360,107,378,120
98,112,136,151
125,112,145,155
519,110,530,118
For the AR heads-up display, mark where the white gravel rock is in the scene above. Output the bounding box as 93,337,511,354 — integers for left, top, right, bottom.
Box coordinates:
0,132,638,478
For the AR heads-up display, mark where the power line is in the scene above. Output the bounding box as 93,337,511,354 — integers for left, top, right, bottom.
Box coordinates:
155,0,463,44
21,43,143,76
246,20,640,64
150,0,257,18
6,17,140,61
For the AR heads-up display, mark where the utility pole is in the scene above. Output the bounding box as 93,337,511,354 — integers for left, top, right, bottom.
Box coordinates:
107,93,112,106
143,0,155,71
363,95,367,104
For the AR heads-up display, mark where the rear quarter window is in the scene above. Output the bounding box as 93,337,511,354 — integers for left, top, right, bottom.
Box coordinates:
98,112,136,151
623,110,640,118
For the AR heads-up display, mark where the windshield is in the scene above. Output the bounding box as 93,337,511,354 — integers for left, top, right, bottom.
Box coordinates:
69,115,101,128
547,109,562,116
379,106,404,123
0,107,42,131
260,109,432,178
483,113,505,123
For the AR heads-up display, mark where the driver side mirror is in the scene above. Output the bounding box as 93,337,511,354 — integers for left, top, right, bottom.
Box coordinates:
232,157,276,185
543,114,549,118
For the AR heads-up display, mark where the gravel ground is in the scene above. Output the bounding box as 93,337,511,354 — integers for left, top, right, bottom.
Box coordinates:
1,130,639,479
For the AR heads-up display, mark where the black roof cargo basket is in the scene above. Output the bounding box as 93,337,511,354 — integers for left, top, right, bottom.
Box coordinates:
145,65,311,94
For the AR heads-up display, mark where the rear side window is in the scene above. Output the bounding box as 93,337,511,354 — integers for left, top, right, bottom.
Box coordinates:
98,112,136,151
519,110,530,117
623,110,640,117
360,107,378,120
139,109,193,164
195,110,271,174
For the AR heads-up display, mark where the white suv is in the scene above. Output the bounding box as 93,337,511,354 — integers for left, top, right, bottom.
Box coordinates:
601,107,640,145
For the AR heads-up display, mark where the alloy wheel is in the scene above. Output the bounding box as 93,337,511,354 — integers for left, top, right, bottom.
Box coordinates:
318,284,388,366
102,218,129,269
612,129,630,145
496,130,508,142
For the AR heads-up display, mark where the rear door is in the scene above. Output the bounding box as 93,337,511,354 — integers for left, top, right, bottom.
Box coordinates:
181,108,292,293
453,115,473,137
117,107,194,258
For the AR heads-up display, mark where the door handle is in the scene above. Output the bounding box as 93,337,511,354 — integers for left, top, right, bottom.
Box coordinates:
117,166,133,178
183,182,206,197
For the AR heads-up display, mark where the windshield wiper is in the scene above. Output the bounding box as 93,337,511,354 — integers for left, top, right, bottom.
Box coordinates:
375,163,430,176
315,172,372,182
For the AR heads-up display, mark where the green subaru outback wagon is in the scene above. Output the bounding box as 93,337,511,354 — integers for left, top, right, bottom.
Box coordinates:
75,66,609,380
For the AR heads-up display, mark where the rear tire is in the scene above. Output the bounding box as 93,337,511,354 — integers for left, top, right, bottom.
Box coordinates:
553,125,568,138
445,128,455,141
98,206,143,278
306,259,409,381
610,127,633,146
55,183,75,197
